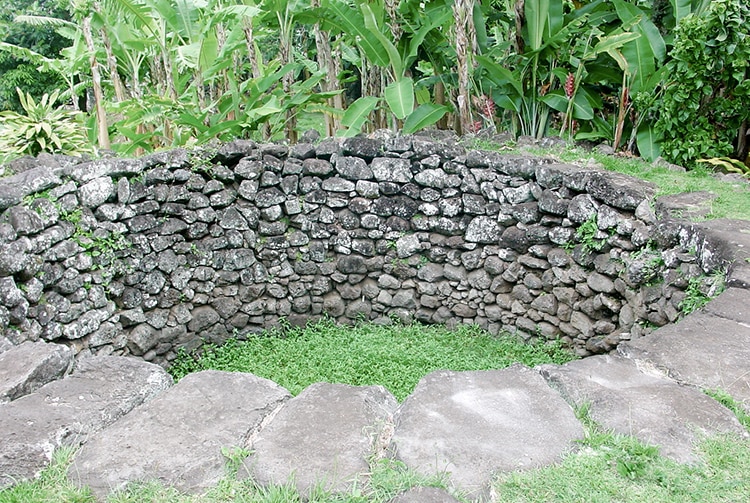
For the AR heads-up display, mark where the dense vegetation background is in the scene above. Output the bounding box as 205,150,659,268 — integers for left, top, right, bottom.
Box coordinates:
0,0,748,172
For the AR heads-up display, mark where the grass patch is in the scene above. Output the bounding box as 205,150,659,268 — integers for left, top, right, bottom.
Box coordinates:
0,447,94,502
169,320,575,401
704,389,750,430
492,433,750,503
492,405,750,503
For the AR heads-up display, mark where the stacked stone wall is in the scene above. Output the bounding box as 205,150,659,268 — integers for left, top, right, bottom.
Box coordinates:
0,135,723,363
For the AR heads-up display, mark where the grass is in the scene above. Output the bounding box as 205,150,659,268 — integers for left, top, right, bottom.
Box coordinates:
168,320,575,402
468,139,750,221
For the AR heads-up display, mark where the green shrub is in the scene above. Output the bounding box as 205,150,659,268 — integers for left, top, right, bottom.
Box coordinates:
0,87,93,163
656,0,750,168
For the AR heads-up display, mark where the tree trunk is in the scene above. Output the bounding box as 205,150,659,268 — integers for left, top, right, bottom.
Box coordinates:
453,0,475,135
312,0,340,136
243,18,271,139
82,15,110,149
278,10,297,143
94,3,126,103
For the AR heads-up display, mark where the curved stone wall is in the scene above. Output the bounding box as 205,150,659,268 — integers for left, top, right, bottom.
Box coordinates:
0,135,732,364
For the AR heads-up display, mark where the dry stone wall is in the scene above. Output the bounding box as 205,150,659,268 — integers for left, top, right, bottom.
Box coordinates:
0,134,724,364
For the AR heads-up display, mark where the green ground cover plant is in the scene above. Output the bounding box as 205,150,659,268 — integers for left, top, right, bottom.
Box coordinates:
169,320,575,402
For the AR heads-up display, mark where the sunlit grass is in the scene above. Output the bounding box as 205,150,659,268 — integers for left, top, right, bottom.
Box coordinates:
168,320,575,401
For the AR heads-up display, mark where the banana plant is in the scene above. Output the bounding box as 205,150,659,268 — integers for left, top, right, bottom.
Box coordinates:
323,0,448,136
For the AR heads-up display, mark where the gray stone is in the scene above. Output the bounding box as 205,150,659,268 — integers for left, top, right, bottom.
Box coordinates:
371,158,413,183
67,158,144,184
243,383,397,497
540,355,746,462
586,171,656,210
0,167,62,210
0,341,73,402
389,487,461,503
587,272,615,293
336,156,373,180
71,371,289,498
567,194,598,224
6,206,45,235
465,216,501,244
396,234,421,258
391,366,584,497
1,356,171,488
187,306,220,332
618,307,750,413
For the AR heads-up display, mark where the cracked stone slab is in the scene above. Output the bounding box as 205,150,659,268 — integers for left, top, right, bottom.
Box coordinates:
618,310,750,413
0,356,172,488
390,365,584,498
540,354,746,463
0,341,73,403
70,370,290,499
242,382,397,497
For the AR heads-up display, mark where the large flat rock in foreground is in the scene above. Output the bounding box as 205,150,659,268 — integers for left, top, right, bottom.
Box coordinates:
390,365,584,497
242,382,397,497
0,341,73,403
0,356,172,488
618,296,750,412
70,370,291,499
540,355,746,462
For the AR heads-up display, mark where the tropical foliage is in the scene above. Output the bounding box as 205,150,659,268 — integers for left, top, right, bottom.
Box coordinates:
0,88,92,161
0,0,747,171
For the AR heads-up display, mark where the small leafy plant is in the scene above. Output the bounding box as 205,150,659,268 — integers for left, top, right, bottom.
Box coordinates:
0,88,93,163
575,215,606,255
679,273,725,315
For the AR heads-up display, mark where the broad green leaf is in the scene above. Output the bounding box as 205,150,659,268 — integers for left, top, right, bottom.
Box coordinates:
494,93,520,113
606,48,630,73
384,78,415,120
339,96,380,137
539,90,594,120
545,0,563,43
525,0,550,51
612,0,666,62
590,32,641,58
670,0,692,23
246,95,283,120
636,123,662,161
415,87,431,105
475,55,523,97
621,26,656,93
361,3,401,77
323,0,389,68
403,104,449,134
404,9,452,69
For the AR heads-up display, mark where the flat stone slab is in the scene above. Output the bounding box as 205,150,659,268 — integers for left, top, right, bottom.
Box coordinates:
71,370,290,498
0,341,73,402
390,365,584,497
701,287,750,325
684,219,750,288
0,356,172,488
618,309,750,412
540,355,746,462
389,486,461,503
242,382,397,497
